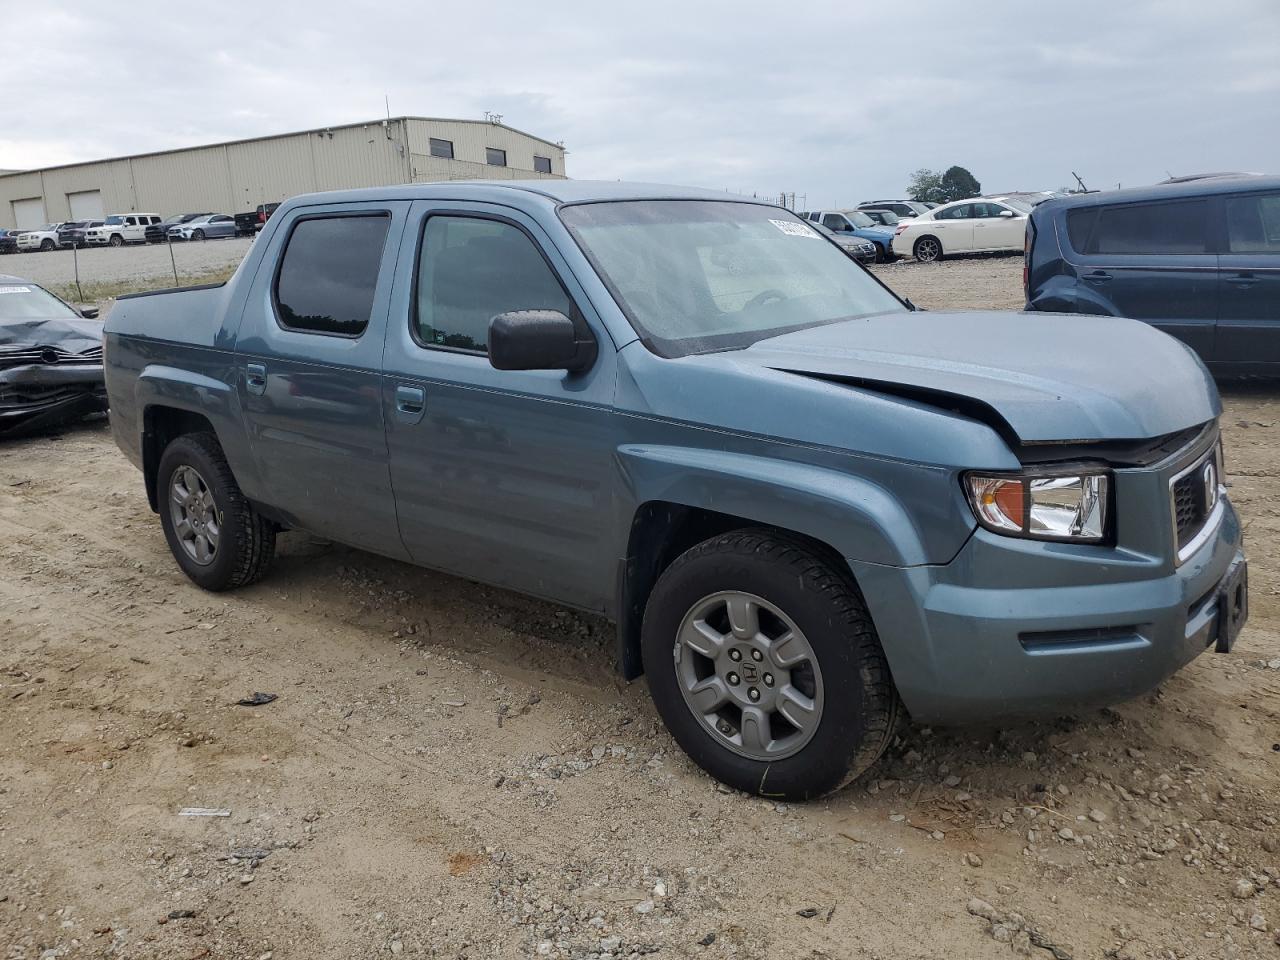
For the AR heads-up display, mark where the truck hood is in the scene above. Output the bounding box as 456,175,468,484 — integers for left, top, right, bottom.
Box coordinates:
738,310,1219,443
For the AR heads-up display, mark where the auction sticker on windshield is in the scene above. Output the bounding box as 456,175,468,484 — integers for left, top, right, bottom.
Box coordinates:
0,286,33,295
769,219,820,238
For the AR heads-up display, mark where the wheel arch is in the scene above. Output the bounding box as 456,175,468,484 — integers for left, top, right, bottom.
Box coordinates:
613,445,931,679
141,405,218,512
914,233,943,260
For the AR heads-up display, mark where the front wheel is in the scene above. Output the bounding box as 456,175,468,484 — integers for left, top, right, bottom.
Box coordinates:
913,235,943,263
40,238,55,251
642,529,901,800
109,234,124,248
157,432,276,591
191,229,205,241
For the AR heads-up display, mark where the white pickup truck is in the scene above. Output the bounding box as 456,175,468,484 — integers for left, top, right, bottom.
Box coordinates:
85,213,162,247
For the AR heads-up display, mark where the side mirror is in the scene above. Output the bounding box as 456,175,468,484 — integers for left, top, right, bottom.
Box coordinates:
488,310,596,373
999,210,1015,218
80,306,99,319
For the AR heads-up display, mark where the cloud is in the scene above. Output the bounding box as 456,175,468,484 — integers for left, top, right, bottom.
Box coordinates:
1,0,1277,203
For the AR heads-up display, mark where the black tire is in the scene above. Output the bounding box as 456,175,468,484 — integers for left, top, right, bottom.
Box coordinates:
875,243,892,264
40,238,54,251
109,234,124,247
157,432,275,591
641,528,901,800
192,229,205,241
913,235,943,263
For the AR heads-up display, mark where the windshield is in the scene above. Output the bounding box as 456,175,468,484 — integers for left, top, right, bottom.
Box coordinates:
999,197,1034,214
104,215,125,225
846,211,876,228
561,200,905,357
0,283,79,321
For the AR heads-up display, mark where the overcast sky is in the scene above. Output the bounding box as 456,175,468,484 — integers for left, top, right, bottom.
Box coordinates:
3,0,1278,207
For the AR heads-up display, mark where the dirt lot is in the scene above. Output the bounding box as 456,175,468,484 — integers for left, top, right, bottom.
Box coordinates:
3,255,1280,960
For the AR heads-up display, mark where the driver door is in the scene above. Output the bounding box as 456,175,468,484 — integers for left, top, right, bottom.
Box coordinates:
971,202,1025,251
381,201,620,611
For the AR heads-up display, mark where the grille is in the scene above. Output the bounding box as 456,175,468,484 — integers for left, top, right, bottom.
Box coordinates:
1170,447,1218,556
0,345,103,371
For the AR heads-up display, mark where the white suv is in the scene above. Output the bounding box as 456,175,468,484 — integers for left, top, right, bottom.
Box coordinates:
86,213,162,247
16,224,64,252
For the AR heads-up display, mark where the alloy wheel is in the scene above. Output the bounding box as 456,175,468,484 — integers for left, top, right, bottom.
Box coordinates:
168,465,220,565
674,591,824,761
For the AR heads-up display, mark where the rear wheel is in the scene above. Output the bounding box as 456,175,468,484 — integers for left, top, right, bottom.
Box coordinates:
157,432,275,591
109,234,124,248
913,235,943,262
642,529,901,799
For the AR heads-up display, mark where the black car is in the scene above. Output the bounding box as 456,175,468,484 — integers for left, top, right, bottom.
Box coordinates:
1026,175,1280,375
146,213,212,243
57,219,104,249
0,229,19,255
0,274,105,435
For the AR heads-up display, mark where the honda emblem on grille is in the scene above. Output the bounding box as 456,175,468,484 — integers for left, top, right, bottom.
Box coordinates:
1203,461,1218,511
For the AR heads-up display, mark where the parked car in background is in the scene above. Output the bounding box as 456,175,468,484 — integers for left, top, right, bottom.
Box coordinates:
1025,174,1280,375
859,209,906,227
0,274,105,435
234,202,280,237
104,181,1246,800
57,219,105,249
0,229,20,255
86,214,163,247
16,224,64,253
811,221,878,264
168,214,236,242
800,209,897,261
857,200,932,220
891,197,1031,262
146,213,212,243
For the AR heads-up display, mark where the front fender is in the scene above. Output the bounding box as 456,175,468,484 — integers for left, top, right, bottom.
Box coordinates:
617,444,944,568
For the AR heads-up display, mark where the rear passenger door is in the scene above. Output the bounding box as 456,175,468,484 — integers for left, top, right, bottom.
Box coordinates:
233,202,412,558
1216,190,1280,370
381,201,619,611
1069,198,1217,360
931,203,974,252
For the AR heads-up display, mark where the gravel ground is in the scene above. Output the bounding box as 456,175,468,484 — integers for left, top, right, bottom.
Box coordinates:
3,255,1280,960
0,238,253,300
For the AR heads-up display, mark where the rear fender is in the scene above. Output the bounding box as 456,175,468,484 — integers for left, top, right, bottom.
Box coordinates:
136,365,263,507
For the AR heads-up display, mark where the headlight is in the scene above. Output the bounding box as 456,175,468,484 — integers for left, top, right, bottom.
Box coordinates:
965,470,1109,542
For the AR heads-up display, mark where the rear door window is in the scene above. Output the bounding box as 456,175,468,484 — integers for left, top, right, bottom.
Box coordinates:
1225,193,1280,254
1090,200,1210,255
274,214,390,336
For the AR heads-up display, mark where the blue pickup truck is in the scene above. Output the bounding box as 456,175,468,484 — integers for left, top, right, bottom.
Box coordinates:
103,181,1247,799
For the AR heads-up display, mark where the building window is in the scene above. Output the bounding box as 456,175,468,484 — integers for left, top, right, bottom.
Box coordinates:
485,147,507,167
533,155,552,174
414,216,576,354
275,214,390,336
429,138,454,160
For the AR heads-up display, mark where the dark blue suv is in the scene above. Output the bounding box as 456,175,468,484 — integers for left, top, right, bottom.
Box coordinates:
1025,175,1280,375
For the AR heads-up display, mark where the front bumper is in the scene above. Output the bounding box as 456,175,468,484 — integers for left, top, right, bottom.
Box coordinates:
0,363,107,435
850,433,1246,725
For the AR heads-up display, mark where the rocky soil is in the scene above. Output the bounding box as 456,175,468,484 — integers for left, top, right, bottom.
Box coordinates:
2,255,1279,959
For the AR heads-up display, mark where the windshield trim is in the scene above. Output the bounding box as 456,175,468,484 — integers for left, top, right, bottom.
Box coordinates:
557,198,909,359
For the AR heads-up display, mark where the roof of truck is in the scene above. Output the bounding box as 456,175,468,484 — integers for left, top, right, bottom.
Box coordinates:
285,180,765,208
1039,174,1280,210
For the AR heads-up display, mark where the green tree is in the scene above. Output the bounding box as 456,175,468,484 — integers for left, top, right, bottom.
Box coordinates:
940,166,981,202
906,168,946,204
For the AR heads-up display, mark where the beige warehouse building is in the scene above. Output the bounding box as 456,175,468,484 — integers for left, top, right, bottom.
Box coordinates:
0,116,567,229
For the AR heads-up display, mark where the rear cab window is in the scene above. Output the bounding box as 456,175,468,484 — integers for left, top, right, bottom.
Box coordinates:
274,214,391,336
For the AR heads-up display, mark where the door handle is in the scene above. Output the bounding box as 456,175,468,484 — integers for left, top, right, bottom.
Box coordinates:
1226,272,1257,286
1084,271,1112,283
245,362,267,395
394,384,426,424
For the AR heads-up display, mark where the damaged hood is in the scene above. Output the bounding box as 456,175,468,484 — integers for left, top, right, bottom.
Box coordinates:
0,317,104,355
737,310,1219,442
